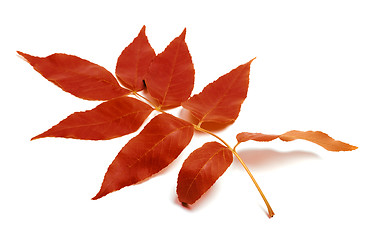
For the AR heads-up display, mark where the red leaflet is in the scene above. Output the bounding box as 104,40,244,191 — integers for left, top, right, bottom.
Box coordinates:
280,131,358,151
145,29,195,108
182,58,255,125
18,51,129,100
93,113,194,200
31,97,153,140
177,142,233,204
116,26,156,91
236,130,357,151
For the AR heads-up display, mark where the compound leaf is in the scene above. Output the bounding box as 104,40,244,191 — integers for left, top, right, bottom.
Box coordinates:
19,27,358,217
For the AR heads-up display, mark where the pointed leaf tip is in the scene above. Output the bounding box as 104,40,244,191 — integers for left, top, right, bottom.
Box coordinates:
17,51,37,63
180,28,186,39
30,136,38,141
138,25,147,36
250,57,256,64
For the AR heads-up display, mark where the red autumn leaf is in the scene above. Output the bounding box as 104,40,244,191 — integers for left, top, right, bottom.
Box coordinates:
21,27,358,218
236,130,357,151
18,51,129,100
145,29,195,108
92,113,194,200
182,58,255,125
177,142,233,204
31,96,153,140
115,25,156,91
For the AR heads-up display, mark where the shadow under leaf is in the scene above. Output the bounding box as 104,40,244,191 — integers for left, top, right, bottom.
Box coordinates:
173,177,222,212
178,107,233,132
234,148,320,172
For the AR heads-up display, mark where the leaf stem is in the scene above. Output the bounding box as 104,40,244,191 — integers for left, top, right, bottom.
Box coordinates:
133,92,160,110
194,125,274,218
193,124,231,149
233,142,241,152
232,150,275,218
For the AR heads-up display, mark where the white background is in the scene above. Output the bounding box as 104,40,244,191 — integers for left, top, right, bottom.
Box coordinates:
1,0,369,239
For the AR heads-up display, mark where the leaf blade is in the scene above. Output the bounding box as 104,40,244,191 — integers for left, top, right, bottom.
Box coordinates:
279,130,357,151
182,58,255,125
145,29,195,108
18,51,129,100
32,96,153,140
177,141,233,204
92,113,194,200
115,26,156,91
236,131,357,151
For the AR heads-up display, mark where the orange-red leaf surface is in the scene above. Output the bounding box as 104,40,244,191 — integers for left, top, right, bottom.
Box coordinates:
182,58,255,125
145,29,195,108
93,113,194,200
236,130,357,151
177,142,233,204
18,51,129,100
236,132,279,142
116,26,156,91
32,97,153,140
